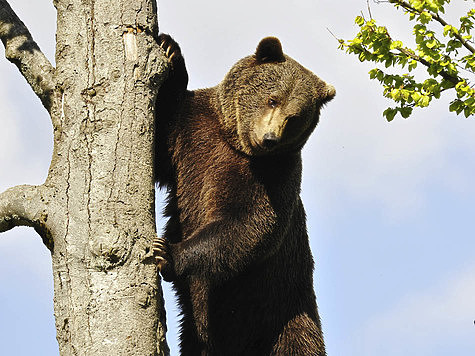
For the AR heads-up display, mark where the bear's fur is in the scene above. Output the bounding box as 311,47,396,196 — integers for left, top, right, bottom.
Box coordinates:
153,34,335,356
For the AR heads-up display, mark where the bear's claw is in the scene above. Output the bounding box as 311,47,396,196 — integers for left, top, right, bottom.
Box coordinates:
152,236,175,281
158,34,182,64
153,237,169,259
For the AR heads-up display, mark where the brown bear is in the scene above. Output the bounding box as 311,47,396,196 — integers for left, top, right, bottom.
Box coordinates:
153,34,335,356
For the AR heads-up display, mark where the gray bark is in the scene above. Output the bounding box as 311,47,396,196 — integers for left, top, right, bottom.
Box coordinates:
0,0,169,355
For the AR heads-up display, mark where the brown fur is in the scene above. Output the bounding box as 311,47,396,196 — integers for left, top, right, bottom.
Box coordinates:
154,34,335,356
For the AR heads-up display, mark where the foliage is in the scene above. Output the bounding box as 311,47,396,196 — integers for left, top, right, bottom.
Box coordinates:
338,0,475,120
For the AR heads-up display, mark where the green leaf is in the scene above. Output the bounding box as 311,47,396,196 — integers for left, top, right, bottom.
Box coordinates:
369,68,380,80
443,25,452,36
412,92,422,103
390,88,401,100
419,12,433,24
400,107,413,118
449,100,464,114
426,39,438,49
390,41,403,50
408,60,418,71
383,108,397,122
420,95,431,107
464,106,472,118
355,16,365,26
358,51,366,62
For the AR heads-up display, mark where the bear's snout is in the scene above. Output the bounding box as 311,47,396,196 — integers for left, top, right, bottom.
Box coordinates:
262,132,280,148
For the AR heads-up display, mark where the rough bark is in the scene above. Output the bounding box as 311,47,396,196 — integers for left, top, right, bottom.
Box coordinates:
0,0,169,355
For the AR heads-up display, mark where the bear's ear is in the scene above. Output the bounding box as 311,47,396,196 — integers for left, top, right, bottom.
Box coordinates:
255,37,285,64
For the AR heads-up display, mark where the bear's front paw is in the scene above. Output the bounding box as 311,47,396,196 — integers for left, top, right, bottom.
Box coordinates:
158,34,183,67
153,237,176,282
156,33,188,92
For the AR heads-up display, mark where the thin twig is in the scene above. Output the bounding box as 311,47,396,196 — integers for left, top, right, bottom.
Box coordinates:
327,27,340,41
367,0,373,20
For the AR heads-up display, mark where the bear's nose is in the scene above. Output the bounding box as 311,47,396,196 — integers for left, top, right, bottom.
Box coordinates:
262,132,279,148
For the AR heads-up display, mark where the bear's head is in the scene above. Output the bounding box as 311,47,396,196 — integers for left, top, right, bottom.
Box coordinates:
216,37,335,156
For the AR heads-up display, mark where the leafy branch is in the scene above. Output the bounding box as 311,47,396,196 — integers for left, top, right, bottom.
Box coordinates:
337,0,475,120
389,0,475,53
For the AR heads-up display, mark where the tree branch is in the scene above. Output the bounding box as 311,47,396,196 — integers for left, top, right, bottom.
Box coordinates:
431,12,475,54
389,0,475,54
0,0,55,112
0,185,53,250
396,47,460,85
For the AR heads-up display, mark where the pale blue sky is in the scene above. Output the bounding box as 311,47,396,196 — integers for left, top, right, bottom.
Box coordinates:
1,1,474,355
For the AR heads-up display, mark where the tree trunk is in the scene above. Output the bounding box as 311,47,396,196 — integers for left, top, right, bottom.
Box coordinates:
0,0,169,355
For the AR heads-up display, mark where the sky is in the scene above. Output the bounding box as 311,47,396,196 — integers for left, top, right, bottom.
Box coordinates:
1,1,475,355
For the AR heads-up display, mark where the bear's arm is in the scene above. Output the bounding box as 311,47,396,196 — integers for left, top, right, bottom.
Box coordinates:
166,182,295,283
156,34,188,108
154,34,188,185
170,216,281,283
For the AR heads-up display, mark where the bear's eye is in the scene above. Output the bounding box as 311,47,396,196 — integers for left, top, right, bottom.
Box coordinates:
267,98,278,108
